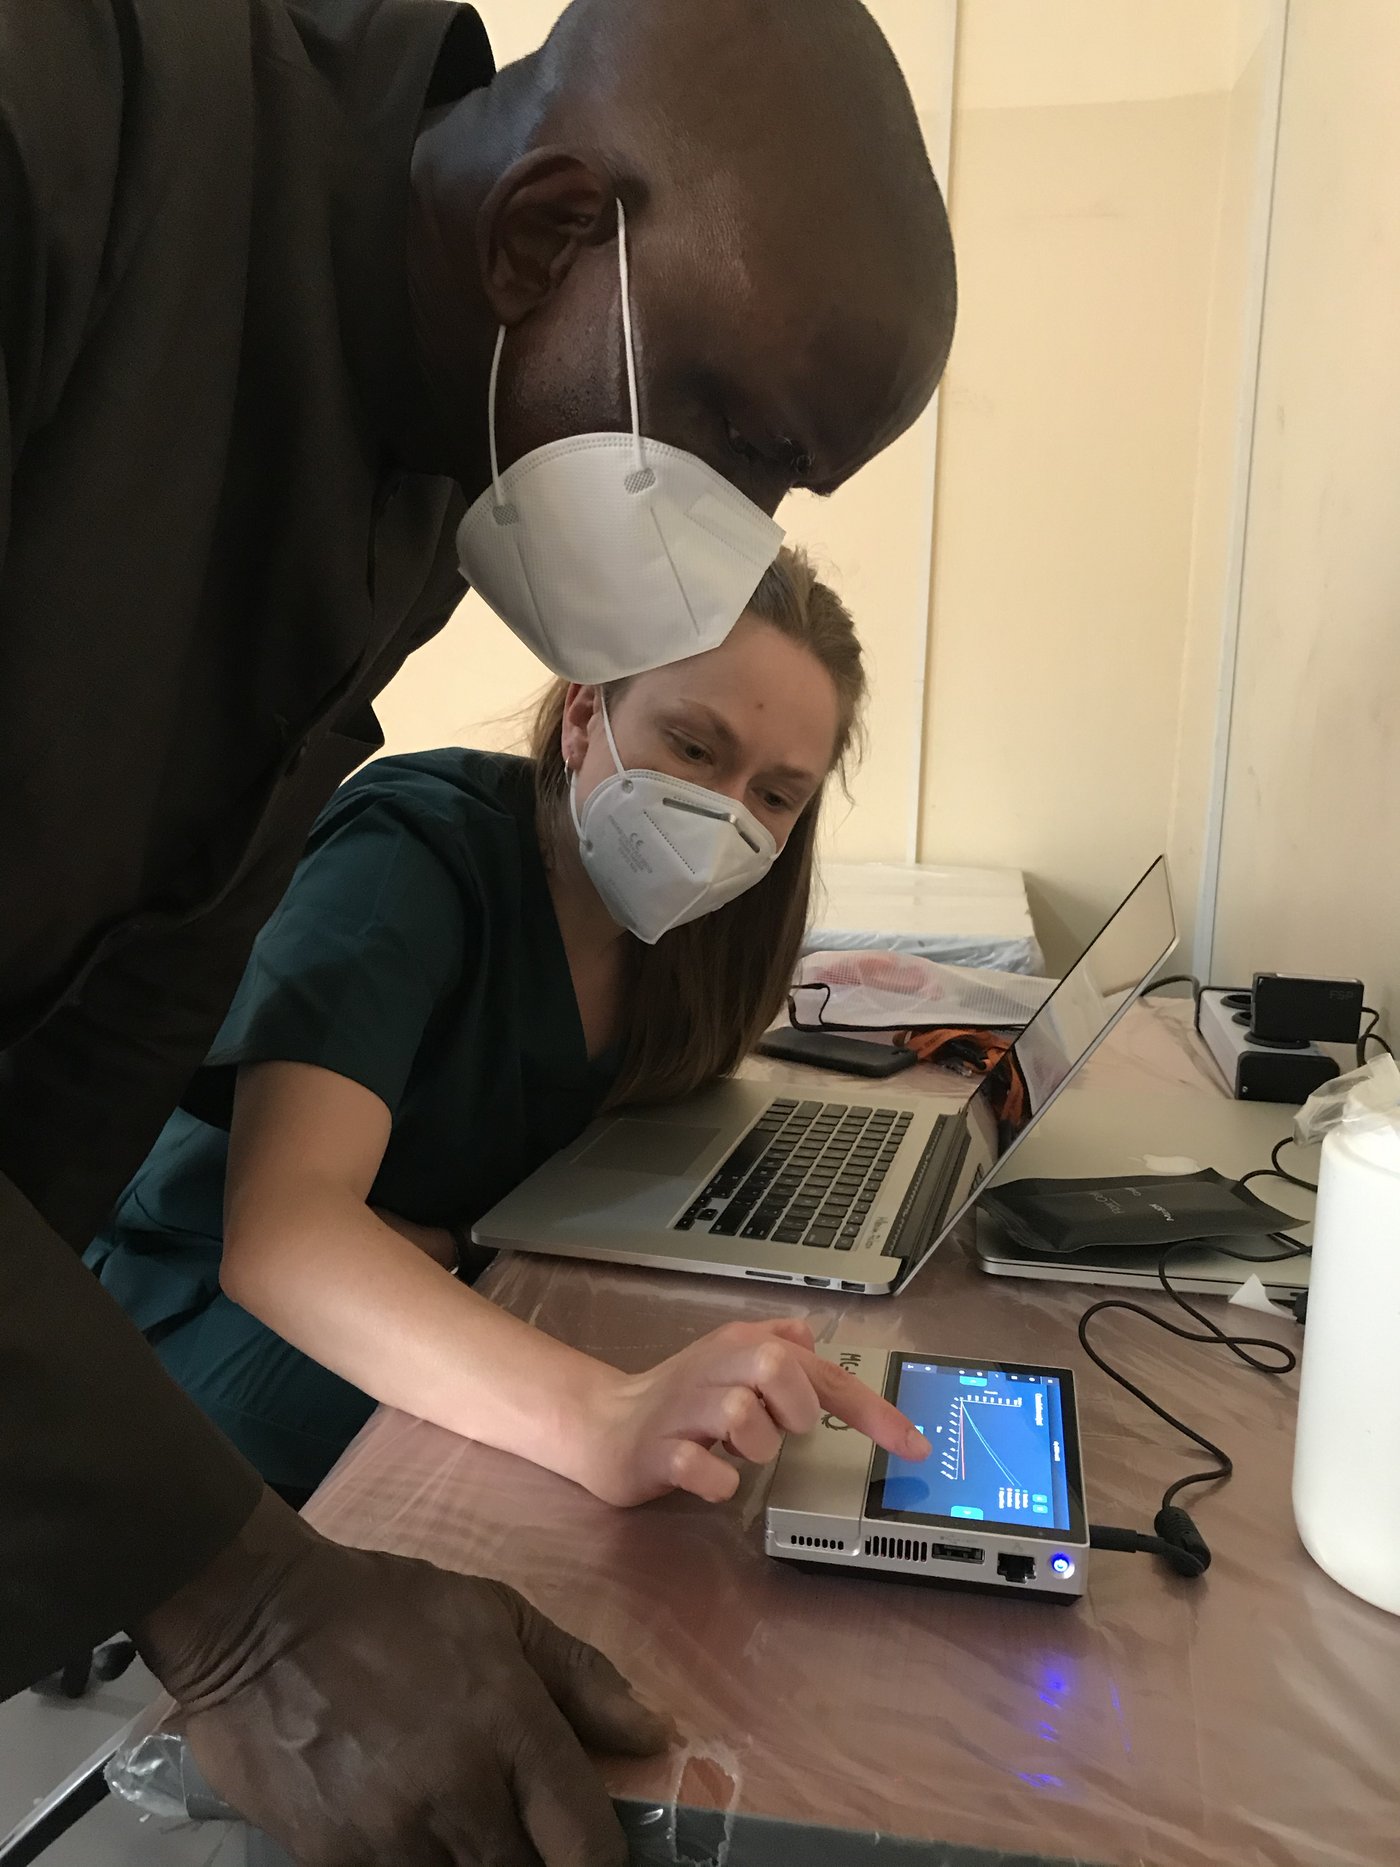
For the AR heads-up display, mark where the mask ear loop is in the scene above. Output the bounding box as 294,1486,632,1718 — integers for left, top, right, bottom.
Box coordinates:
489,199,643,513
615,201,650,483
598,687,628,778
570,687,629,849
486,326,510,514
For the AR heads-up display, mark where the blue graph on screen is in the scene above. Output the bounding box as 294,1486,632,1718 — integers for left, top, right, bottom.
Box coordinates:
877,1363,1070,1532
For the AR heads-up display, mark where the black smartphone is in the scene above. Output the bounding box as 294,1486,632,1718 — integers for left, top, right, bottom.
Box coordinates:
756,1026,919,1079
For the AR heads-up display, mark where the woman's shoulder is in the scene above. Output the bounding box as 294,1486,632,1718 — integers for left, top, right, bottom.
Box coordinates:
311,749,536,865
333,747,534,820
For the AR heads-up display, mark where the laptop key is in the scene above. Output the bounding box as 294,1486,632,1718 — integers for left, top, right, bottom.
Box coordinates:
806,1227,837,1248
774,1225,806,1243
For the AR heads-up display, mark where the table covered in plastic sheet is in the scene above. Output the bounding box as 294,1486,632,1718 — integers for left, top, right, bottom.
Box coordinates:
289,1004,1399,1867
115,1006,1399,1866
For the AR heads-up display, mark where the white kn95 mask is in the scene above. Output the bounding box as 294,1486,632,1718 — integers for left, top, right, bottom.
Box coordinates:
455,202,785,685
570,693,778,944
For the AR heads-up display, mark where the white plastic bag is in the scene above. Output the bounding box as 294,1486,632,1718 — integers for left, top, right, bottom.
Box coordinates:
790,949,1053,1033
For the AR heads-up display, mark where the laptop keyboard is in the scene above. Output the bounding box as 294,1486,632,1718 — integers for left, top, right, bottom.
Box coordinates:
674,1098,916,1252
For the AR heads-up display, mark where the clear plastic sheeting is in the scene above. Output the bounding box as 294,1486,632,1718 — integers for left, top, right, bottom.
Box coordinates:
106,1700,231,1830
1293,1051,1400,1142
107,1008,1400,1865
291,1236,1399,1867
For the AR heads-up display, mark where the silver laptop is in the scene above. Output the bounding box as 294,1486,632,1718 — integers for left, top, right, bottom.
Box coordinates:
474,858,1177,1295
974,1084,1314,1295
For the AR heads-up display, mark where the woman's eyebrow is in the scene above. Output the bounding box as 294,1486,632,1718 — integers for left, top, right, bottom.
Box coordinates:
669,701,820,792
668,701,739,755
762,760,821,789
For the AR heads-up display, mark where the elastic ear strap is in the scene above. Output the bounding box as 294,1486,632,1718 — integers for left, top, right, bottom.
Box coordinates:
487,326,508,502
598,686,626,775
615,199,646,474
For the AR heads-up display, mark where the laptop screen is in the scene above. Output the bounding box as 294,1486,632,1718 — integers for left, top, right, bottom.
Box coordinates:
902,857,1177,1282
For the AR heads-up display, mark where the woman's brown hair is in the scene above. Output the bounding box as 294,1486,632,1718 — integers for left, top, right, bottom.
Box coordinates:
530,546,867,1108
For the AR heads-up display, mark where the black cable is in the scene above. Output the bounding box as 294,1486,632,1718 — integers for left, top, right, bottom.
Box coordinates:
1141,973,1201,1000
1079,1127,1315,1583
1358,1007,1393,1066
1068,1106,1321,1581
1080,1238,1301,1513
1238,1136,1318,1196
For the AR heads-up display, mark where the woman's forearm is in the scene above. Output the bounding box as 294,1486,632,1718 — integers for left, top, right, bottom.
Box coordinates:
221,1186,618,1482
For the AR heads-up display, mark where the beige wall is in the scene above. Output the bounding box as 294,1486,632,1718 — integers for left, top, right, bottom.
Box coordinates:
1211,0,1400,1030
920,0,1281,968
1168,9,1283,971
376,3,1285,972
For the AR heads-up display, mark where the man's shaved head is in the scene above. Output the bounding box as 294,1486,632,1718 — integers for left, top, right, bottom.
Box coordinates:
408,0,955,512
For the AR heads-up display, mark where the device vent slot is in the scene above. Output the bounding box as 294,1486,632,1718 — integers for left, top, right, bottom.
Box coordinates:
865,1535,928,1563
789,1535,845,1550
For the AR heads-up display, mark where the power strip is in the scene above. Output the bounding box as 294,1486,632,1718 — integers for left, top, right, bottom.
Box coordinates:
1196,988,1341,1103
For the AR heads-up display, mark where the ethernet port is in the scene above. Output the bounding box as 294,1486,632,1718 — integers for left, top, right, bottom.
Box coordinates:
997,1553,1036,1585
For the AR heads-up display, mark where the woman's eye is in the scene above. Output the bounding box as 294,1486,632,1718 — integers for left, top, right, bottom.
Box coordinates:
761,791,794,814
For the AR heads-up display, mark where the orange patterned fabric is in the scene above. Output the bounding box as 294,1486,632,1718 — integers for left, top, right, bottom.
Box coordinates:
897,1029,1027,1134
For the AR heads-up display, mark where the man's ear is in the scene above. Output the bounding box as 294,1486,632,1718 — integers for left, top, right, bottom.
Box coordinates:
477,152,617,326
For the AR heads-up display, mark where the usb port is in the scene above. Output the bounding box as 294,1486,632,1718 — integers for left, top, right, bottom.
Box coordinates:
930,1543,983,1565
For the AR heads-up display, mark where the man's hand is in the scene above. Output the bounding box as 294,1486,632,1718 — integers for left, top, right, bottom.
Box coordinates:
573,1318,931,1507
133,1489,667,1866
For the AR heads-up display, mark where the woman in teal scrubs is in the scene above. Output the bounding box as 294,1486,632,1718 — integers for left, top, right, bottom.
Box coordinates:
88,550,925,1503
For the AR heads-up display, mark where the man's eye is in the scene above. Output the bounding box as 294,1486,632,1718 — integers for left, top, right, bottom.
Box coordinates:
724,420,767,467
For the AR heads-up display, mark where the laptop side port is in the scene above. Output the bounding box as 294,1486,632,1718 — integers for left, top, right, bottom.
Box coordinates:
929,1543,984,1565
997,1553,1036,1584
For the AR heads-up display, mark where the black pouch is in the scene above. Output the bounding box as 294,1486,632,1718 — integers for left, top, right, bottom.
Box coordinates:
982,1169,1297,1256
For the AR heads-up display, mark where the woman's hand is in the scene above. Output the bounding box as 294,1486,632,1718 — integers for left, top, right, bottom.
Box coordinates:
572,1318,930,1508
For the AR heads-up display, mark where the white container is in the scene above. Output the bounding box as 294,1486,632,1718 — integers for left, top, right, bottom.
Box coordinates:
1292,1112,1400,1614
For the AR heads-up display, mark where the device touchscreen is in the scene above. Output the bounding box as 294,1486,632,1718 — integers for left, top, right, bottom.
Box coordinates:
866,1355,1086,1543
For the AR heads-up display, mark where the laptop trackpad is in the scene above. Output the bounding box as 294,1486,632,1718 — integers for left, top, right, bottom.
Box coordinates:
578,1121,719,1176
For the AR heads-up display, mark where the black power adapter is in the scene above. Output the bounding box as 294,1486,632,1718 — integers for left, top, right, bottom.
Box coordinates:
1250,972,1364,1045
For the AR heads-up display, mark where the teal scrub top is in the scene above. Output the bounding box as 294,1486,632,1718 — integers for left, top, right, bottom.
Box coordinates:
92,750,617,1335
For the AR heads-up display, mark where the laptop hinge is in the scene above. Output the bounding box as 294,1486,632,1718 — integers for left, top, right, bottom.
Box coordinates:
886,1118,971,1261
